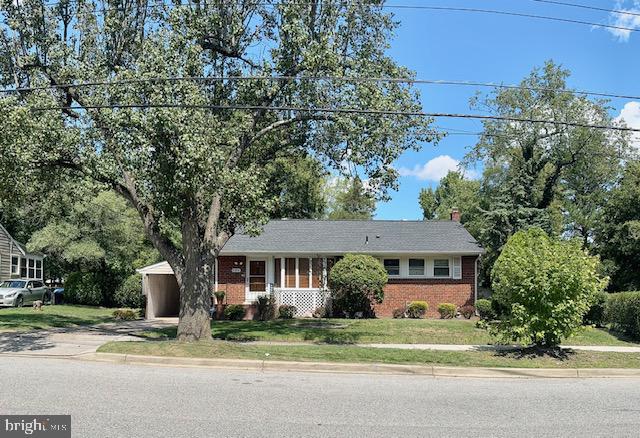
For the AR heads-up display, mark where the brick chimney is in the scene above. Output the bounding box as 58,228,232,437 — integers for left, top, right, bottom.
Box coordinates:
450,208,461,222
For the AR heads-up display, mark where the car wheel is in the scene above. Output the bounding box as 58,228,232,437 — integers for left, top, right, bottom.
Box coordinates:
15,296,24,308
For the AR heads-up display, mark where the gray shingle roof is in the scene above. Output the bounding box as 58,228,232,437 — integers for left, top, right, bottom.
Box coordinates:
220,220,483,255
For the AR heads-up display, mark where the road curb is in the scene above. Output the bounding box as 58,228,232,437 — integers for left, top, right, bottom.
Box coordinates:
79,352,640,378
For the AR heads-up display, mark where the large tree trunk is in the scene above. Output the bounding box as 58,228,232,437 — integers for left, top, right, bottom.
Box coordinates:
176,254,214,342
176,213,215,342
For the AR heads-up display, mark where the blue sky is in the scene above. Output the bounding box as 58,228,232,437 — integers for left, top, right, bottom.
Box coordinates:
374,0,640,219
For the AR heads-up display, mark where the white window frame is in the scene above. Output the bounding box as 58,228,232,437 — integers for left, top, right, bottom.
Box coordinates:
11,255,20,276
433,258,451,278
408,258,426,276
383,258,401,277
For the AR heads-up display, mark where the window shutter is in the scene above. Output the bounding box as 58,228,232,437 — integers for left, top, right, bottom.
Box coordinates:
453,257,462,279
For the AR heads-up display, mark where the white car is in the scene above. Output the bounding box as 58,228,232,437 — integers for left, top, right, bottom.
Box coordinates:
0,279,47,307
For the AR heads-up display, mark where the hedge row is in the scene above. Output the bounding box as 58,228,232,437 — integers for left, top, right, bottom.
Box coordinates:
605,292,640,339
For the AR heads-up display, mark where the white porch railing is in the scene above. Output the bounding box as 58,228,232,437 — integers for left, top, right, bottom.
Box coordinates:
272,287,330,317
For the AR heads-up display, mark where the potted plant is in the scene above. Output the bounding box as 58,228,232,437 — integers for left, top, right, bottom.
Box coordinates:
214,291,226,320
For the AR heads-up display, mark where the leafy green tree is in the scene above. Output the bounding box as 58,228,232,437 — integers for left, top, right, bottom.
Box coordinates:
0,1,435,340
596,160,640,290
418,171,481,229
27,190,159,305
328,176,376,219
491,228,607,347
418,187,437,219
465,61,629,282
265,155,327,219
328,254,388,318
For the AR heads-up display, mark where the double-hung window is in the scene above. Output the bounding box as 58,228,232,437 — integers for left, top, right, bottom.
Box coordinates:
433,259,450,277
408,259,425,276
11,256,19,276
383,259,400,276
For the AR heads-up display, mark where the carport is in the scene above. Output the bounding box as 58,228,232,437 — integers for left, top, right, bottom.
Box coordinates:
137,262,180,319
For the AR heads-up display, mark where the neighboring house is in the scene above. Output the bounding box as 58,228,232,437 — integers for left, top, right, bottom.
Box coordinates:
0,223,45,281
138,210,484,319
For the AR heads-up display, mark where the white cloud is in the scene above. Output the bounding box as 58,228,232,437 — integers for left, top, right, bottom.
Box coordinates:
615,101,640,149
607,1,640,41
398,155,468,181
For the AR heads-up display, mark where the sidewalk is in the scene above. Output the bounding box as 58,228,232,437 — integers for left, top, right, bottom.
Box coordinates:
0,319,175,357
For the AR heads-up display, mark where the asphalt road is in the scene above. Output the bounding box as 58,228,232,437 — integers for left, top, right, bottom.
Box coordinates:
1,356,640,438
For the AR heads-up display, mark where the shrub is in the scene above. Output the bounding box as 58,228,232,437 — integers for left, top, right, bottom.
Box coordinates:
476,299,494,320
328,254,388,318
312,306,327,318
224,304,246,321
491,228,608,347
584,291,608,327
114,274,144,309
278,305,297,319
65,272,103,306
406,301,428,319
254,295,277,321
438,303,456,319
459,305,475,319
392,307,407,319
214,291,226,304
605,292,640,339
112,308,138,320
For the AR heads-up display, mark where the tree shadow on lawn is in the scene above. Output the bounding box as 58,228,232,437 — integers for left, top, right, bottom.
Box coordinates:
0,312,114,331
494,346,575,361
210,319,365,344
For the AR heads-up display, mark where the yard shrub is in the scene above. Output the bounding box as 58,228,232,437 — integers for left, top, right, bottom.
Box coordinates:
278,305,297,319
392,307,406,319
476,299,494,320
112,308,138,320
491,228,608,347
406,301,428,319
605,292,640,339
328,254,388,318
254,295,277,321
459,305,475,319
584,291,608,327
65,272,103,306
114,274,145,309
224,304,246,321
438,303,456,319
312,306,327,318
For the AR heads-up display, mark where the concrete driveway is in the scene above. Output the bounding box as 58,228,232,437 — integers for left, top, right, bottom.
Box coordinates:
0,319,175,357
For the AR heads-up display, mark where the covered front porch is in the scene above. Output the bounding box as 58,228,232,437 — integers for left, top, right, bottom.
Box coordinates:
242,255,337,317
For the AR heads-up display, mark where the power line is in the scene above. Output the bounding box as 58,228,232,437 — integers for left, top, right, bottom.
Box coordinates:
2,75,639,101
5,1,639,34
28,102,640,132
531,0,640,18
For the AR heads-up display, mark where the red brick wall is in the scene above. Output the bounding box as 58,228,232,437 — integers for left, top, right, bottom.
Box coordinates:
214,255,478,319
373,256,478,317
216,256,246,305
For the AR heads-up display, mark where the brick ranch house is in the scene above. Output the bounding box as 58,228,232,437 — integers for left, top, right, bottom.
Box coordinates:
137,211,484,319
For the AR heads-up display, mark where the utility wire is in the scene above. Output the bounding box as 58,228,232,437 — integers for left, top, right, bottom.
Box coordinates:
28,102,640,133
531,0,640,18
5,1,639,34
2,75,639,101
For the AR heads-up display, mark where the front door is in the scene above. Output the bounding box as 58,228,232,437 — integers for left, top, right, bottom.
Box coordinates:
247,260,267,302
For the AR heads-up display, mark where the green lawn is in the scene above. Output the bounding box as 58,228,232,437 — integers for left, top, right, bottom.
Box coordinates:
140,318,639,347
98,340,640,369
0,305,116,332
